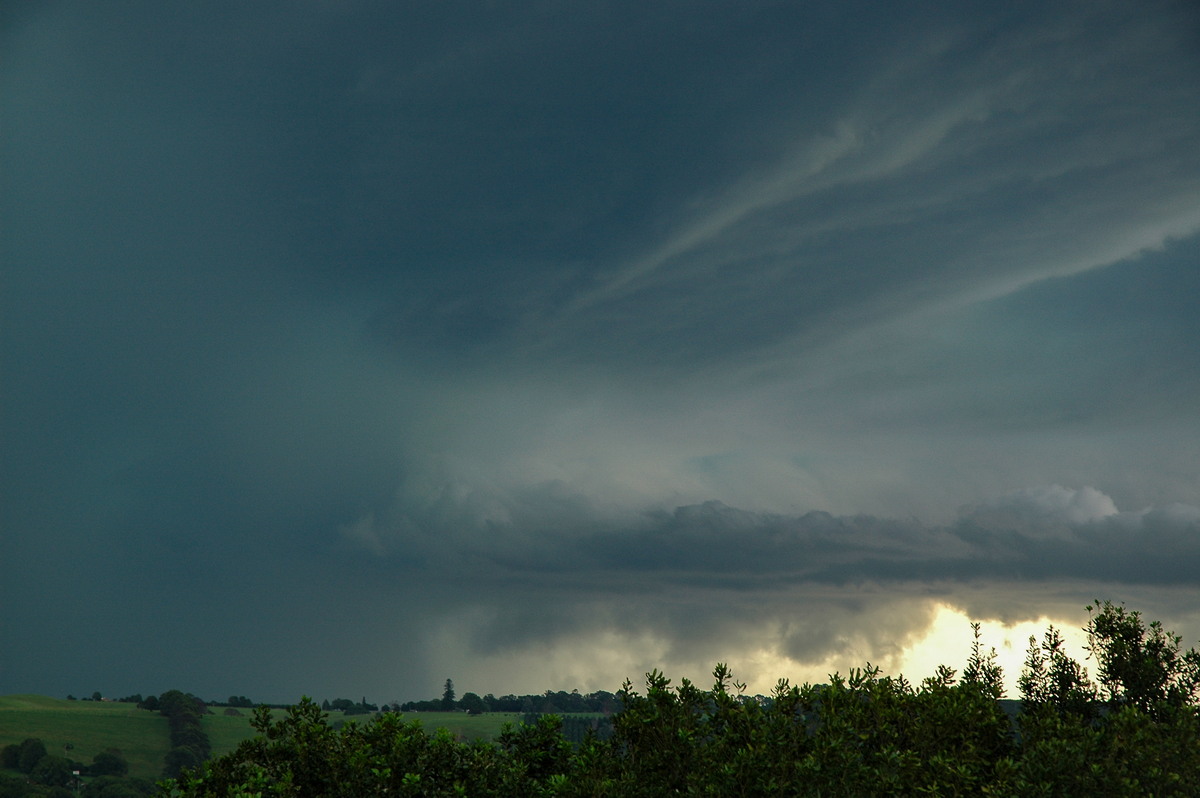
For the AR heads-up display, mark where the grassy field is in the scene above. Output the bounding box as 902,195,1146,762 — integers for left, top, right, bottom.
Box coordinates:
379,711,527,742
202,708,271,757
1,696,555,780
0,697,283,779
0,695,169,780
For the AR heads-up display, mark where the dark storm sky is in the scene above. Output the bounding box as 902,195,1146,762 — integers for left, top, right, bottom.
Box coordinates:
2,0,1199,702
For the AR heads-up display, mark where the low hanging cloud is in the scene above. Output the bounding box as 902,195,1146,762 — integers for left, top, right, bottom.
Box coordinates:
970,485,1119,525
336,482,1200,692
344,483,1198,586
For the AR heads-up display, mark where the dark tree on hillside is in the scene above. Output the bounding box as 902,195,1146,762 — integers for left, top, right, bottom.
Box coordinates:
0,773,26,796
31,755,72,788
158,690,212,777
164,746,205,779
441,679,456,710
90,751,128,777
83,775,157,797
17,738,47,773
158,690,205,719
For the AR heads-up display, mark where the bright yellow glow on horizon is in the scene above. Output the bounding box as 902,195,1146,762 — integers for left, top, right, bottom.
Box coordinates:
890,603,1094,697
426,601,1099,701
705,602,1096,698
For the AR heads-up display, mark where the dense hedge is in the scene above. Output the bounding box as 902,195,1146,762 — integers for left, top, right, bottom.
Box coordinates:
161,601,1200,797
157,691,211,779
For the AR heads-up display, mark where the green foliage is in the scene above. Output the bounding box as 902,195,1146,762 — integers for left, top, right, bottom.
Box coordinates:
156,693,204,725
1018,625,1100,722
1086,599,1200,718
600,661,1019,796
458,692,487,715
29,755,72,788
962,622,1006,701
522,714,611,745
157,602,1200,797
0,772,28,798
0,738,154,798
156,691,211,779
0,697,173,780
320,698,376,716
400,687,617,714
16,739,47,774
1009,601,1200,796
497,714,573,784
168,699,522,797
82,776,157,798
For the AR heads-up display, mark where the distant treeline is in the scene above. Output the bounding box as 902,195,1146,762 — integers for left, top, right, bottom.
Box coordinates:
399,680,620,715
68,692,290,710
78,686,623,720
319,697,379,716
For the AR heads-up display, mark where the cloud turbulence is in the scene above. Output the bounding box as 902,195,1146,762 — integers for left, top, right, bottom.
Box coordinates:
3,1,1199,702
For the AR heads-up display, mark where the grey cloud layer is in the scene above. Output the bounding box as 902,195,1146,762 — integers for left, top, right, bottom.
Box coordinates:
364,1,1200,372
349,484,1200,591
333,484,1200,687
3,0,1199,701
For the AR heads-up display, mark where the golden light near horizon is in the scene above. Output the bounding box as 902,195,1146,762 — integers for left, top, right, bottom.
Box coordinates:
889,603,1094,696
419,594,1200,706
434,601,1099,700
700,602,1097,698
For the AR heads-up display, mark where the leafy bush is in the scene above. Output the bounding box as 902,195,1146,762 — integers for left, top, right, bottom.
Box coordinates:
160,601,1200,797
16,739,47,774
29,756,72,789
90,752,129,778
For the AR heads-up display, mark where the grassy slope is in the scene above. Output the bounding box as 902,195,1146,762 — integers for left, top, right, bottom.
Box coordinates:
375,711,527,742
0,698,281,780
0,695,168,780
203,709,264,757
1,697,550,779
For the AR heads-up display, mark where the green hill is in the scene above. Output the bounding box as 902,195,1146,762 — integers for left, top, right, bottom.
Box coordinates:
0,696,275,780
0,696,533,780
366,710,525,742
0,695,170,780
